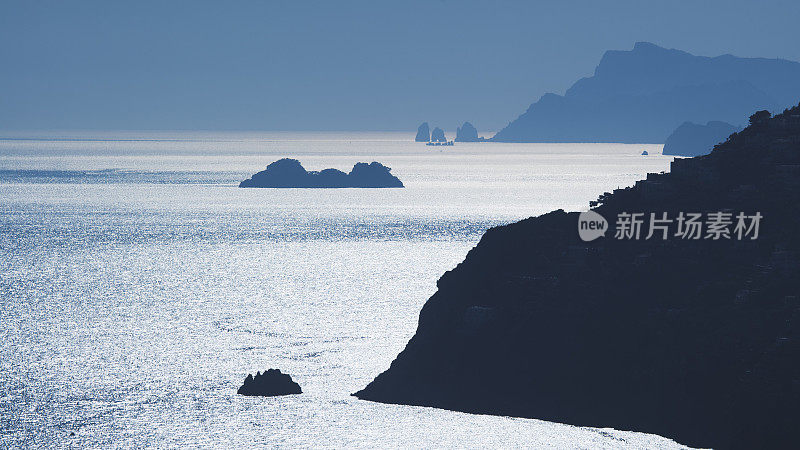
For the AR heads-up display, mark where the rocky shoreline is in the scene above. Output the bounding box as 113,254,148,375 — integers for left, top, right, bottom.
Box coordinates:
356,105,800,449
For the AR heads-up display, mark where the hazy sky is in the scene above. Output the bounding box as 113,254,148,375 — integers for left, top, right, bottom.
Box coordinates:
1,0,799,131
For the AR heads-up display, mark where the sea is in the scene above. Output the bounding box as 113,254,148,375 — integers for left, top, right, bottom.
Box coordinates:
0,131,686,448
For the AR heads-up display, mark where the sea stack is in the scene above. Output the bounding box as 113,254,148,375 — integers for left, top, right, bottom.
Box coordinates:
455,122,481,142
415,122,431,142
431,127,447,143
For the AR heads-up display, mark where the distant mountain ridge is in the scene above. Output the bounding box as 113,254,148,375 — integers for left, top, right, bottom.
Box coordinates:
492,42,800,143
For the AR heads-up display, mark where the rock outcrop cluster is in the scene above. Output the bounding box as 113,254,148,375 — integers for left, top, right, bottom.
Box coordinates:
239,159,403,188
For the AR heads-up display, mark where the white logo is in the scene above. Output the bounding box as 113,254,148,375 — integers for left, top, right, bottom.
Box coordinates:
578,210,608,241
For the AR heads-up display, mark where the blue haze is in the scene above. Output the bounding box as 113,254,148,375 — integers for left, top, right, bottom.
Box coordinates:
1,0,800,131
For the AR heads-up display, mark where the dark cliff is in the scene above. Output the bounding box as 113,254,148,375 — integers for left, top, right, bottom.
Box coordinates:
492,42,800,143
355,104,800,449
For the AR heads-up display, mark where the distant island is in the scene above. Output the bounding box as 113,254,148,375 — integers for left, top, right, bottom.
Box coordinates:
355,103,800,449
239,158,403,188
238,369,302,396
662,120,740,156
492,42,800,143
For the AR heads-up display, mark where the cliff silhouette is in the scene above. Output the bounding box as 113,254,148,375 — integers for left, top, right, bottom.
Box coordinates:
238,369,302,396
356,104,800,449
239,159,403,188
492,42,800,143
663,121,740,157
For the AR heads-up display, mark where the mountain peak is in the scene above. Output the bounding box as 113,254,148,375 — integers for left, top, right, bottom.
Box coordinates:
627,41,692,58
632,41,661,51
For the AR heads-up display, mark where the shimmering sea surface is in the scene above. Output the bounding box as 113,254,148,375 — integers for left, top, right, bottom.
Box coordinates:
0,132,686,448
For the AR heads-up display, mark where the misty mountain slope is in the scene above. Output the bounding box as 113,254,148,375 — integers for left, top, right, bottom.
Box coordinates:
493,42,800,143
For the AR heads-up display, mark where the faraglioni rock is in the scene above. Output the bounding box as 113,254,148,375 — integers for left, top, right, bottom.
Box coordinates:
663,121,740,157
355,103,800,449
455,122,486,142
431,127,447,143
238,369,302,396
415,122,431,142
492,42,800,143
239,158,403,188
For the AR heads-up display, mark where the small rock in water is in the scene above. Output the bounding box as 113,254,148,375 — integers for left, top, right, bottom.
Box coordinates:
237,369,302,396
